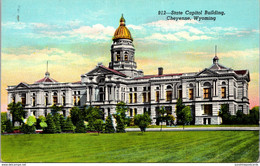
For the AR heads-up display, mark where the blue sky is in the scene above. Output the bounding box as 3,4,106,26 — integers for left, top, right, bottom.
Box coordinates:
1,0,259,110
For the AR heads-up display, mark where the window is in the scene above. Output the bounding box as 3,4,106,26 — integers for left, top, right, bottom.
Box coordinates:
130,88,132,92
143,87,146,91
12,96,15,103
178,90,182,99
130,109,133,117
63,110,66,117
21,96,26,106
204,105,212,116
142,93,146,103
221,87,226,98
148,92,151,102
143,108,147,114
73,96,76,106
77,96,80,106
125,55,128,61
134,93,137,103
129,93,132,103
189,89,194,100
203,88,211,99
62,96,65,106
134,87,137,91
45,97,48,106
156,91,159,102
32,97,36,106
117,54,121,61
166,91,172,101
53,92,57,105
134,108,137,116
53,96,57,105
44,110,47,117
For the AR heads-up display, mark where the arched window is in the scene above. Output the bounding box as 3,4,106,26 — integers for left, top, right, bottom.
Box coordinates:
166,85,172,89
203,82,211,86
189,83,193,87
222,81,226,85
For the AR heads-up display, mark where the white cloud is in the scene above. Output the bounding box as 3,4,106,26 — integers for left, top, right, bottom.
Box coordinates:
127,24,143,30
2,21,27,29
175,31,213,41
144,33,180,41
68,24,115,40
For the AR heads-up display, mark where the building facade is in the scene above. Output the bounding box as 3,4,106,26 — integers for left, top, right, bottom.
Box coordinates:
6,15,250,125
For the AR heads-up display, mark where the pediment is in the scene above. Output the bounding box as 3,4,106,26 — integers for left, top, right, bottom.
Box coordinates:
196,69,218,76
86,66,115,76
15,82,30,89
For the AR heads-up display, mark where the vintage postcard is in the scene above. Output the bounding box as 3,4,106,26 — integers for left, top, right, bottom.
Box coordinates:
1,0,259,165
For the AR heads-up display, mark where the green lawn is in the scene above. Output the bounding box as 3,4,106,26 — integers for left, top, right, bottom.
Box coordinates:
127,124,259,128
1,131,259,163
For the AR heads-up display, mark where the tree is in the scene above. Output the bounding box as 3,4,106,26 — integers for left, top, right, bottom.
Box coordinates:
93,119,104,135
249,106,259,124
1,112,7,133
176,98,185,125
75,120,86,133
156,106,168,131
8,102,26,126
5,119,13,133
134,113,152,132
104,114,115,133
63,117,75,132
36,116,47,129
178,106,192,129
53,113,61,133
113,102,128,133
50,105,63,115
44,114,56,133
219,104,231,124
20,115,36,134
85,106,103,131
70,107,83,126
59,114,66,131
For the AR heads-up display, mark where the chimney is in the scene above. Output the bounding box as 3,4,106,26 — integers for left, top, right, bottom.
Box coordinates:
158,67,163,75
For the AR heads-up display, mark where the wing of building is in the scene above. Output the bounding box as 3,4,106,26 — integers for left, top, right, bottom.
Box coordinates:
6,15,250,125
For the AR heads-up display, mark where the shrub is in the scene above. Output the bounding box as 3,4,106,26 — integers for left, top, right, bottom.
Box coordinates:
134,113,152,132
60,114,66,131
20,124,36,134
53,113,61,133
44,114,56,133
104,114,115,133
5,120,13,133
75,120,86,133
1,112,7,133
93,119,104,135
63,117,75,132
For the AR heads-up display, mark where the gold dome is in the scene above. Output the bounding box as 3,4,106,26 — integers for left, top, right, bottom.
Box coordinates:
113,14,133,41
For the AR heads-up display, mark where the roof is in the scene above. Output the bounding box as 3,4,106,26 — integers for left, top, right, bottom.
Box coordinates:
208,63,229,70
73,81,82,84
135,73,182,79
100,65,126,76
234,70,247,75
35,77,58,84
112,15,133,41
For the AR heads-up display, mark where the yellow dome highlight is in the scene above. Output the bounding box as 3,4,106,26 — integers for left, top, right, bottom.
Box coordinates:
113,15,133,41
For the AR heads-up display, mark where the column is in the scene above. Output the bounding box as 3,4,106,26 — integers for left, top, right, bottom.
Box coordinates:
105,85,109,101
26,92,31,106
48,91,52,106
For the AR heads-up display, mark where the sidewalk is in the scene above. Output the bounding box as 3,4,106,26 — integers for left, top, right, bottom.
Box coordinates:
126,127,260,132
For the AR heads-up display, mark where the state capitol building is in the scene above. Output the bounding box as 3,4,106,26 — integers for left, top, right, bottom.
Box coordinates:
7,15,250,125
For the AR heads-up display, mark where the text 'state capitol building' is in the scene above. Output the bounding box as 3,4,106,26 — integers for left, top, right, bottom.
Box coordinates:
7,16,250,125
